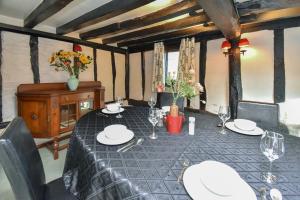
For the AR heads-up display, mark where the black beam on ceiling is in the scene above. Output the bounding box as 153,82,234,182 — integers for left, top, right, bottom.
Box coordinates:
24,0,73,28
0,23,126,54
57,0,155,35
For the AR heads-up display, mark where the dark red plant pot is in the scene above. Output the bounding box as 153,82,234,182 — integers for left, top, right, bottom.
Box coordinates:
165,114,185,134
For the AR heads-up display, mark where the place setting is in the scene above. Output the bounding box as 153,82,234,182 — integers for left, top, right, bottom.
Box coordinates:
99,97,125,118
182,160,257,200
217,105,264,136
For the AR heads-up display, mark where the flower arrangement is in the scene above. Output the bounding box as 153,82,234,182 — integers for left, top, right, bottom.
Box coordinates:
49,49,92,78
165,71,204,105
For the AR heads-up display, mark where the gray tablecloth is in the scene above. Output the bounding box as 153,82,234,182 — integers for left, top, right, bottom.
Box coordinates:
63,106,300,200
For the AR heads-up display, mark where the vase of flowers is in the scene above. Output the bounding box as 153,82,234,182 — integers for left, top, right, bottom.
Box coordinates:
49,47,92,91
164,71,204,134
165,72,204,117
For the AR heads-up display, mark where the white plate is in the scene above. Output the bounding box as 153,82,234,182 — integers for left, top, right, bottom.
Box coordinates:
234,119,256,131
104,125,127,140
102,108,124,114
183,161,257,200
198,161,241,197
97,129,134,145
225,122,263,136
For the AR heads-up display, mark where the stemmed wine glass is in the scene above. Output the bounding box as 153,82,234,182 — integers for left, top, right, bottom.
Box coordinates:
148,108,159,139
260,131,285,183
148,96,156,108
218,106,231,134
116,97,123,119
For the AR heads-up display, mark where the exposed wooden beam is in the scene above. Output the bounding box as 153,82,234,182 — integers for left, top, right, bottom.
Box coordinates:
236,0,300,15
80,0,201,40
141,51,146,98
93,48,97,81
24,0,73,28
57,0,155,35
274,29,285,103
120,24,219,47
199,40,207,110
127,29,223,53
0,23,126,54
242,15,300,33
29,36,40,83
111,52,116,100
197,0,241,39
125,51,130,99
0,31,2,122
102,14,209,44
228,39,242,119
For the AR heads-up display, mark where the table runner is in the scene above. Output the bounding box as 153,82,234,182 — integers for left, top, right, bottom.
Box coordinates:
63,106,300,200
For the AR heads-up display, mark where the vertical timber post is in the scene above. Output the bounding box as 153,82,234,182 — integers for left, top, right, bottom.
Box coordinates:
274,29,285,103
199,40,207,110
228,38,242,119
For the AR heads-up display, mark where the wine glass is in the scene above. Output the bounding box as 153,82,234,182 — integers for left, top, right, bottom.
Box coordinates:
148,108,159,139
148,96,156,108
116,97,123,119
218,106,231,134
260,131,285,183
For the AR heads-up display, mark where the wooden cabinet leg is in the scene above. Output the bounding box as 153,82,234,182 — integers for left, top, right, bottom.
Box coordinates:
53,137,59,160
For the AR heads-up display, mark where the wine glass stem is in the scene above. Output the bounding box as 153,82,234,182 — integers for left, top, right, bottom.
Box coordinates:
152,125,155,136
269,161,273,174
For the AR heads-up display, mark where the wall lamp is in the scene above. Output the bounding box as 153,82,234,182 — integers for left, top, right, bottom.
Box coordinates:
221,38,250,56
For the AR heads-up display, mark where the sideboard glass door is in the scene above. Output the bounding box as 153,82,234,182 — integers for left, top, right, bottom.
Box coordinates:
60,104,76,131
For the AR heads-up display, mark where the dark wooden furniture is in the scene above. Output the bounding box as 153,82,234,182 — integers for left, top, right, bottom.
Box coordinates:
16,81,105,159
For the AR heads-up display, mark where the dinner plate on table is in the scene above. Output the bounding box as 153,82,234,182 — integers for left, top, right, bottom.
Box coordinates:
183,160,257,200
225,121,264,136
96,128,134,145
102,108,124,114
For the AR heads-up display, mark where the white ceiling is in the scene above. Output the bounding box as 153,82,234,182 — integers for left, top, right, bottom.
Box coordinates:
0,0,179,41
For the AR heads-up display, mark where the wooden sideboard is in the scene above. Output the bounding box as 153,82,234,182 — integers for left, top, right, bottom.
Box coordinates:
16,81,105,159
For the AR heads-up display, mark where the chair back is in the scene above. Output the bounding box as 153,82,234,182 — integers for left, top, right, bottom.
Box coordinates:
237,101,279,128
0,117,46,200
157,92,184,111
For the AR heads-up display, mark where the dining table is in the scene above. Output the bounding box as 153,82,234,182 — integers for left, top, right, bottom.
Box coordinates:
63,106,300,200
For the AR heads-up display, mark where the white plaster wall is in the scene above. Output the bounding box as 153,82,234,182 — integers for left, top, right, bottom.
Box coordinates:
1,32,33,121
39,38,72,82
143,50,154,101
279,27,300,124
79,45,94,81
241,30,274,103
97,49,113,102
114,53,126,99
129,53,143,100
190,42,200,109
206,38,229,114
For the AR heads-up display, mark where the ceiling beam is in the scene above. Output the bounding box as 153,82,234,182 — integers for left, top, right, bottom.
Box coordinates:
0,23,126,54
102,14,209,44
56,0,155,35
196,0,241,40
236,0,300,15
118,24,218,47
24,0,73,28
80,0,201,40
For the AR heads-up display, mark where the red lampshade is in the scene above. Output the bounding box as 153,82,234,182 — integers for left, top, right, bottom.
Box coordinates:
239,38,250,48
221,40,231,50
73,44,82,52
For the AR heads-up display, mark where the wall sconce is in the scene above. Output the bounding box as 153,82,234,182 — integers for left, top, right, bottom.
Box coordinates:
221,38,250,56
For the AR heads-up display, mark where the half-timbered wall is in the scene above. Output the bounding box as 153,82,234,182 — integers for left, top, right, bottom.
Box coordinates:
0,31,125,121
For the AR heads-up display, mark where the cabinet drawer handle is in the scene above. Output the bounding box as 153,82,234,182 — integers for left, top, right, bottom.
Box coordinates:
31,113,38,120
87,95,91,98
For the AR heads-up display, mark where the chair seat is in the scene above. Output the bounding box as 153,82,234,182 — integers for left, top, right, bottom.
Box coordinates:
44,178,77,200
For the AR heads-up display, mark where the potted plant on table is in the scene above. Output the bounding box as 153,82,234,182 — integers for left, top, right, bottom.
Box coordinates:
49,46,92,91
164,72,204,134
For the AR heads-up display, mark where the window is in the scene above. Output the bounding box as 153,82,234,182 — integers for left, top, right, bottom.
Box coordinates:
165,51,179,78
